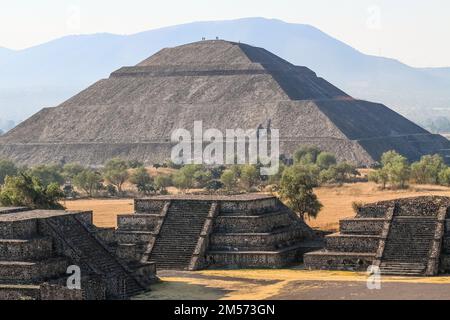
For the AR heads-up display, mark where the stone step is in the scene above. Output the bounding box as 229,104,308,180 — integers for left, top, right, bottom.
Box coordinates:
0,237,53,261
0,258,69,283
0,284,41,300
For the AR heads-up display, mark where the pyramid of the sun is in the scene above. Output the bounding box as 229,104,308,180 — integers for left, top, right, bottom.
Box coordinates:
1,40,449,166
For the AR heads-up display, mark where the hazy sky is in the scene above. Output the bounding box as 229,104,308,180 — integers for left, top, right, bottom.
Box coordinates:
1,0,449,67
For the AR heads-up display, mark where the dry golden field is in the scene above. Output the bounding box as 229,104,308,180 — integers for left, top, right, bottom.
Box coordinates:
64,181,450,231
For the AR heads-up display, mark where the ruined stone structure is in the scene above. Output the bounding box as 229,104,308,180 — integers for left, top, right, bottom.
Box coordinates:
305,197,450,276
0,208,155,300
1,40,449,166
115,194,319,270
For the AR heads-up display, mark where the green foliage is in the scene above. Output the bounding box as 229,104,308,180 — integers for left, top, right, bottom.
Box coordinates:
439,167,450,186
0,173,64,209
294,145,322,165
0,159,19,185
205,180,224,191
410,154,445,185
62,163,85,180
279,165,323,220
370,151,410,189
155,175,172,193
130,167,155,195
127,160,144,169
316,152,337,170
102,158,129,193
172,164,204,190
220,169,237,191
240,164,259,190
28,164,65,187
73,169,103,197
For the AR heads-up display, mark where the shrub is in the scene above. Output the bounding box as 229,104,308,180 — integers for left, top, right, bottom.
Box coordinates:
73,169,103,197
0,159,18,185
279,165,323,220
0,173,64,209
102,158,129,193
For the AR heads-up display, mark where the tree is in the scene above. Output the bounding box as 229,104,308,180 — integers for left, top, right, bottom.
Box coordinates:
130,167,155,195
294,146,321,164
73,169,103,197
28,164,65,187
102,158,129,193
240,164,259,190
372,151,410,189
62,163,85,181
220,169,237,191
0,159,18,185
279,165,323,220
316,152,337,170
439,167,450,186
368,169,389,189
127,160,144,169
410,154,445,185
155,175,172,193
0,173,64,209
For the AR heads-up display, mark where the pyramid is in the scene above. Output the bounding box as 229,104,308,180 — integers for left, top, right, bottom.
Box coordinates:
1,40,449,166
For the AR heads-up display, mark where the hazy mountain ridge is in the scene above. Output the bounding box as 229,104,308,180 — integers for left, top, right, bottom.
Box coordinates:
0,17,449,126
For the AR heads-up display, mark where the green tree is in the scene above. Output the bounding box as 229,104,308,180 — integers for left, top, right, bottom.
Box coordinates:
73,169,103,197
410,154,446,185
29,164,65,187
294,145,321,165
130,167,155,195
0,159,18,185
368,169,389,189
316,152,337,170
375,151,411,189
62,163,85,180
279,165,323,220
220,169,237,191
0,173,64,209
439,167,450,186
240,164,259,190
155,175,172,193
102,158,129,193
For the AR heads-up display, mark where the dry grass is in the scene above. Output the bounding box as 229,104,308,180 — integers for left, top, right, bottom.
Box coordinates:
64,181,450,231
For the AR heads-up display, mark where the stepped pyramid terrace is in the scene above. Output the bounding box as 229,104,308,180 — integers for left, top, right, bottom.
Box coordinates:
0,208,156,300
305,197,450,276
1,40,449,166
115,194,320,270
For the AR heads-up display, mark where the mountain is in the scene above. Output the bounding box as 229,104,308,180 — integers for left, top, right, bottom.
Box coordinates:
2,40,448,167
1,17,449,124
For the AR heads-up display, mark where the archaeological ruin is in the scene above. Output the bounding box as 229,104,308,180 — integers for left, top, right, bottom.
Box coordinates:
305,196,450,276
0,207,156,300
115,194,319,270
0,40,449,167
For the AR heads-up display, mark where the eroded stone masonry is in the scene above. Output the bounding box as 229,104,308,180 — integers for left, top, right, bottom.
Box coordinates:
115,194,319,270
305,196,450,276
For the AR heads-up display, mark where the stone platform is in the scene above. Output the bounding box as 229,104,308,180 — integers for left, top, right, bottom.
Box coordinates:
0,208,156,300
115,194,320,270
305,196,450,276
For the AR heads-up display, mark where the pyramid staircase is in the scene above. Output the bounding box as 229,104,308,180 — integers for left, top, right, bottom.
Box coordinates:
43,215,145,298
379,207,446,276
0,210,70,300
148,201,212,270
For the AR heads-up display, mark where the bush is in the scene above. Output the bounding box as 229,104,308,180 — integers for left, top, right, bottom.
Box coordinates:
316,152,337,170
240,164,259,190
130,167,155,195
0,159,19,185
155,175,172,193
103,158,129,193
0,173,64,209
294,145,322,165
28,164,65,187
220,170,237,191
127,160,144,169
62,163,85,180
279,165,323,220
439,167,450,186
205,180,224,191
73,169,103,197
410,154,445,185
